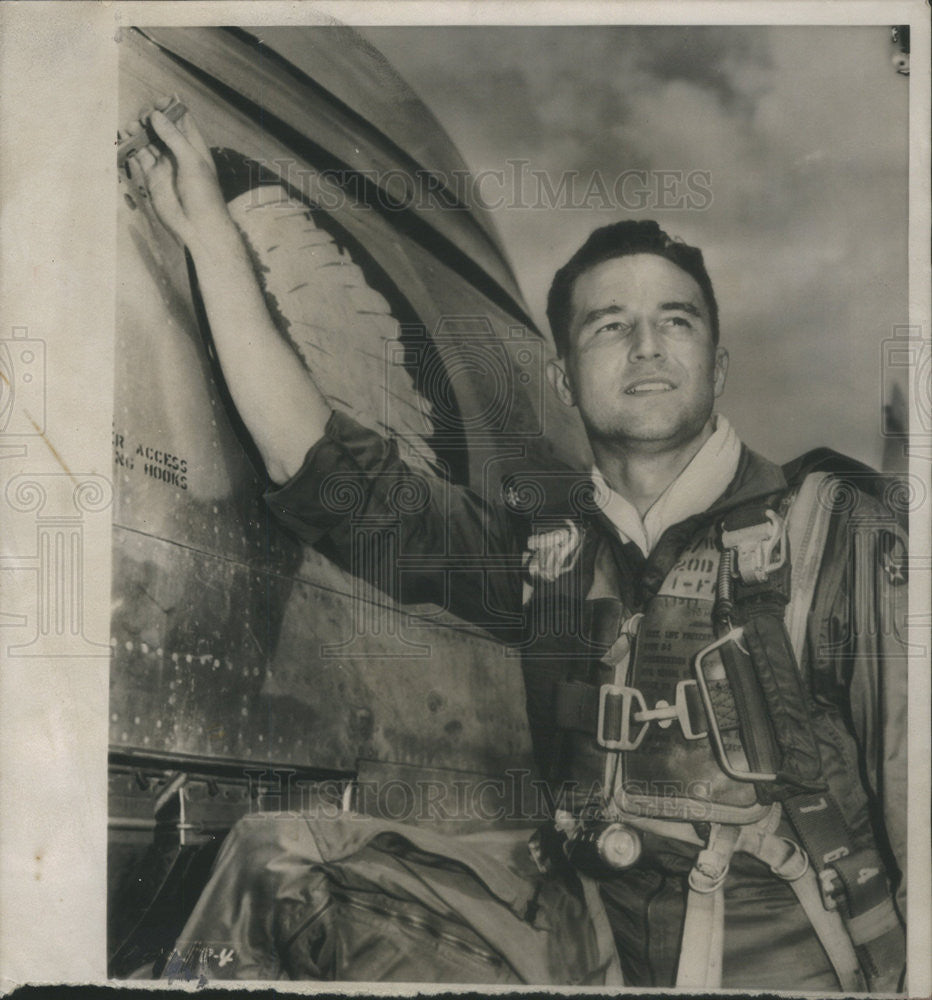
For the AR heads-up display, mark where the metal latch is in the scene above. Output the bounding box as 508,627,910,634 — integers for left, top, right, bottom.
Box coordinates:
693,627,779,783
598,679,707,751
720,509,786,584
818,867,842,911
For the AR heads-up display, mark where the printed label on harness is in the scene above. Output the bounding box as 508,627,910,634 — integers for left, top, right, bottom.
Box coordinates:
636,597,712,685
658,533,720,600
622,593,759,814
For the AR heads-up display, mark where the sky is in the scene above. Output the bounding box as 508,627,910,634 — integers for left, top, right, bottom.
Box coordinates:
361,26,909,469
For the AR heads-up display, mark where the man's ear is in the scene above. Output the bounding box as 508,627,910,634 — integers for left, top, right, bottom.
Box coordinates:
713,346,729,398
546,356,575,408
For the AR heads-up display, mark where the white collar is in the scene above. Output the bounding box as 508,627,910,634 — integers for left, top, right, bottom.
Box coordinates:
590,415,742,558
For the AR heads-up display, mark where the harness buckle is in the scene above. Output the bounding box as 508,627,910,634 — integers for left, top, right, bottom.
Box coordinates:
634,679,708,739
693,627,779,783
598,679,707,751
720,509,787,584
768,837,810,882
597,684,648,751
688,853,731,894
688,825,741,894
819,867,842,911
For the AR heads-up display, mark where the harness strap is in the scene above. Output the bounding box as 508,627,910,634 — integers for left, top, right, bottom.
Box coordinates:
676,883,726,988
607,798,877,991
611,802,861,990
675,823,740,988
729,801,863,991
784,471,834,665
740,613,823,789
705,478,903,990
553,682,600,735
783,793,905,991
576,873,626,986
554,473,903,989
719,493,824,797
788,866,866,992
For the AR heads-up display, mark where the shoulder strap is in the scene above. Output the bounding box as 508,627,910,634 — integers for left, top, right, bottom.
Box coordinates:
783,471,835,666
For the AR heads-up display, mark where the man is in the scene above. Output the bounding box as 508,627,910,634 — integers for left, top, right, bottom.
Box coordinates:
127,104,907,991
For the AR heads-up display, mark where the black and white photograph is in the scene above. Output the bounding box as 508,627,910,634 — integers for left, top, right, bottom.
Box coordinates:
0,2,929,995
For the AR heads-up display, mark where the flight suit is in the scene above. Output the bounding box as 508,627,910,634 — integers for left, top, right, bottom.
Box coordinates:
264,408,908,990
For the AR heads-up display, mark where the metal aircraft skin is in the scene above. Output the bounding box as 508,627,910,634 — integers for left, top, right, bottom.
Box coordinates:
110,25,591,968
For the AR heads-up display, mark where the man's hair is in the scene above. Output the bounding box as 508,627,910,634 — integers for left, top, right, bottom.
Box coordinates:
546,220,720,357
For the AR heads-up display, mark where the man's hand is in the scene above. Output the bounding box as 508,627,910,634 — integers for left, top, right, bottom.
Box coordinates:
119,94,332,482
121,96,233,252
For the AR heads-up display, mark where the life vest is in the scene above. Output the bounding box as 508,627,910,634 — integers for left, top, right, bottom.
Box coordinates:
517,469,905,992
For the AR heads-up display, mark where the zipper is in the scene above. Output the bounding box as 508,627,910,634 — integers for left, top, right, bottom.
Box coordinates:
280,894,335,954
329,888,504,965
643,873,669,987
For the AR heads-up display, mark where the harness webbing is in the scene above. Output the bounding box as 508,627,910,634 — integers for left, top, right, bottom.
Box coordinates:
784,471,834,663
787,866,864,991
728,474,904,992
545,471,904,990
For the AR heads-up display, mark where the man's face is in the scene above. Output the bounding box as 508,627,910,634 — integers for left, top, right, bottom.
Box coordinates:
548,253,728,450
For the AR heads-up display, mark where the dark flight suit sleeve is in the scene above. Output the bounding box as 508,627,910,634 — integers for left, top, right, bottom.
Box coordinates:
812,500,909,921
847,516,909,921
264,409,526,635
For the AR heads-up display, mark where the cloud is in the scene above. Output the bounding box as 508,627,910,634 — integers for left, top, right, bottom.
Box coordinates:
359,25,908,468
363,27,769,175
630,26,773,113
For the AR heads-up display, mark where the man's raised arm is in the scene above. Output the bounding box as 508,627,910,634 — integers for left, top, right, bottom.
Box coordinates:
123,100,331,485
121,100,526,629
